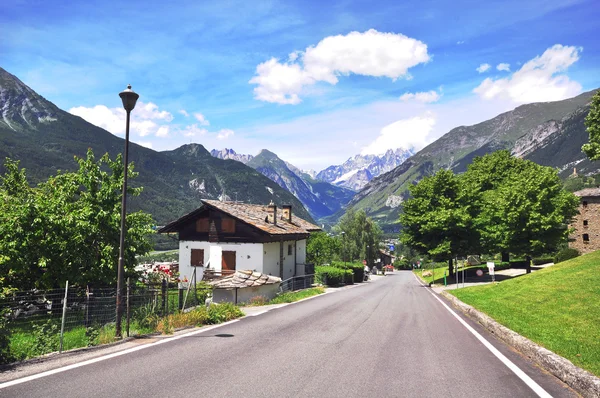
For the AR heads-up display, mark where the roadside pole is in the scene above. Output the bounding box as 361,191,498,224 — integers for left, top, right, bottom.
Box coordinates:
59,280,68,353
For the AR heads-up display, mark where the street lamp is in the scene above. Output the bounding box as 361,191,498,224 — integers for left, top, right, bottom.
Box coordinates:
341,232,346,283
116,84,139,338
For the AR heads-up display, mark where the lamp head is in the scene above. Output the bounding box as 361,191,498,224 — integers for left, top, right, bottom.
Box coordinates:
119,84,139,112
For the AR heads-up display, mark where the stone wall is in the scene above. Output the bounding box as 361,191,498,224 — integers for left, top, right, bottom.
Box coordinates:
569,196,600,254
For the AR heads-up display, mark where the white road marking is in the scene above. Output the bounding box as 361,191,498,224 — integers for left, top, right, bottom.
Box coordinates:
0,319,240,390
412,273,552,398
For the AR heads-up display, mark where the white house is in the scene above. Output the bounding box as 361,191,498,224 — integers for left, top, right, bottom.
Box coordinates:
158,200,320,283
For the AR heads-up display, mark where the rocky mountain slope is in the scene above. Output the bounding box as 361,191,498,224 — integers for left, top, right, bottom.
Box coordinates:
0,67,312,224
210,148,254,164
246,149,355,219
316,148,414,190
345,89,599,232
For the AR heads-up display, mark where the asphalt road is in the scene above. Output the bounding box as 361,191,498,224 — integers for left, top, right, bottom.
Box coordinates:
0,271,577,397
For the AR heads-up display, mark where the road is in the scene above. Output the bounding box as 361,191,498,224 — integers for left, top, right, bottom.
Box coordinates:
0,271,577,397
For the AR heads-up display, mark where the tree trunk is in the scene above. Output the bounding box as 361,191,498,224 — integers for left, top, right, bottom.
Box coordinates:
501,252,510,263
526,255,532,274
448,258,454,279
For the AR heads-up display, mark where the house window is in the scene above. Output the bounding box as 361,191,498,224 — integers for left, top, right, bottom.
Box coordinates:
191,249,204,267
196,218,209,232
583,201,588,208
583,234,590,243
221,217,236,233
288,244,293,255
583,220,589,226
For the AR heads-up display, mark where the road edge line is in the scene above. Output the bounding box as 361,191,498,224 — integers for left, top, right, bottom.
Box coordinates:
0,319,240,390
440,289,600,398
411,273,552,398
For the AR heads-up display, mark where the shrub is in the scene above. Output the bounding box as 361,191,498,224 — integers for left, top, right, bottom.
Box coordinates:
134,301,161,329
532,257,554,265
315,266,345,286
32,320,60,356
554,248,580,264
207,303,243,324
0,310,13,364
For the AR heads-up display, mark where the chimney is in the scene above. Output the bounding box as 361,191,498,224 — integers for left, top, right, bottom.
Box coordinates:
282,205,292,223
267,201,277,225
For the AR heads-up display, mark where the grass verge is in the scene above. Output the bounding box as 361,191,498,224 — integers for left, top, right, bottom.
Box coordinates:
448,251,600,377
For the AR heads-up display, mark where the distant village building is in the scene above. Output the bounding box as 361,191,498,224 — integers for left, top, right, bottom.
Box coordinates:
158,200,320,283
569,188,600,254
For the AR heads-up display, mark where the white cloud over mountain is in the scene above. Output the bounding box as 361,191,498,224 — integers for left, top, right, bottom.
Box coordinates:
250,29,430,104
361,113,435,155
69,101,173,138
474,44,582,103
399,90,441,103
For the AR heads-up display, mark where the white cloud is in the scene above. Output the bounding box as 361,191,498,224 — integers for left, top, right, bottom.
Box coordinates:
476,63,491,73
249,58,312,104
193,112,210,126
456,40,465,45
361,113,436,155
156,125,170,137
250,29,430,104
473,44,582,103
496,63,510,72
181,124,208,137
216,129,234,140
179,109,189,117
135,141,153,149
69,101,173,138
399,90,441,103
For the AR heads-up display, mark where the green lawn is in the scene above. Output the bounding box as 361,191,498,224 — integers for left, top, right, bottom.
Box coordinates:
449,251,600,376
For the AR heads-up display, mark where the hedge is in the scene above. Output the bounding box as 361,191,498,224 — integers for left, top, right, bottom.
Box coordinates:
315,266,345,286
331,261,365,283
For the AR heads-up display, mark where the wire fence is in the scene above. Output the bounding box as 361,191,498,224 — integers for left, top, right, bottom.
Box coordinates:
2,279,212,341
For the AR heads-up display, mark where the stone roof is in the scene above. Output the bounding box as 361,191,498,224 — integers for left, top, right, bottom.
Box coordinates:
573,188,600,197
158,199,320,235
208,270,281,289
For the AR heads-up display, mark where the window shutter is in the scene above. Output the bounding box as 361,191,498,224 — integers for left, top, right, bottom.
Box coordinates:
191,249,204,267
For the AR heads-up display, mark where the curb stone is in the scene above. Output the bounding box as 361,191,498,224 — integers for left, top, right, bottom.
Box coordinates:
441,290,600,398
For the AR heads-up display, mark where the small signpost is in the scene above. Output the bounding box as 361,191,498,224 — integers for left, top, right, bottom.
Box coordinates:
487,261,495,282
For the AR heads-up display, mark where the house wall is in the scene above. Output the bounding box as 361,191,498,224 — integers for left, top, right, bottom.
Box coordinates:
179,236,310,281
569,197,600,254
295,239,307,276
262,241,280,276
179,241,264,282
212,284,280,304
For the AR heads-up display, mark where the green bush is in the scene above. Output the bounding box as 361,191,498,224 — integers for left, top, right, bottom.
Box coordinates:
0,309,13,364
207,302,243,324
32,320,59,356
331,262,365,283
315,266,345,286
554,248,580,264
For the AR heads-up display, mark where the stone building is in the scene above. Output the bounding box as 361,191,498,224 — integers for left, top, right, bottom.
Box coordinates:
569,188,600,254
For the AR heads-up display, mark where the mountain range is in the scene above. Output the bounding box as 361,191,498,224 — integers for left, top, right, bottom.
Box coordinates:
2,65,598,236
345,89,599,232
0,67,312,225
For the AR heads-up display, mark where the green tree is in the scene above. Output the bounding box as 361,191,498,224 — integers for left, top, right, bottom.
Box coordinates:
0,150,154,290
582,90,600,160
463,151,578,270
307,232,340,266
334,209,382,265
476,161,578,271
399,169,474,278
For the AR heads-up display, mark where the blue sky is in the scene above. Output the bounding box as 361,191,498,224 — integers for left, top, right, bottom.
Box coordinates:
2,0,599,170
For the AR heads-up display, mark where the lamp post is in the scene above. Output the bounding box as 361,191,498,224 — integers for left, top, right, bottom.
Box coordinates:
341,231,346,283
116,84,139,338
